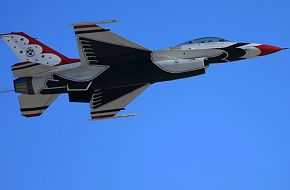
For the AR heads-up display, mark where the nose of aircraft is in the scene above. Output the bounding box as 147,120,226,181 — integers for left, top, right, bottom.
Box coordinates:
256,44,286,56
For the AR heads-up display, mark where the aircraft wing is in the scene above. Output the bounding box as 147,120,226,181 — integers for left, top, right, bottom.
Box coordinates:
72,20,150,66
89,83,150,120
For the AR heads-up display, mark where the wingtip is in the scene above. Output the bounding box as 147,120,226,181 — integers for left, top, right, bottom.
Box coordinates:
89,113,138,121
71,19,120,27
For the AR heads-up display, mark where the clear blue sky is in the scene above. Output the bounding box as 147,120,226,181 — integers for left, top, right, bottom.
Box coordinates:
0,0,290,190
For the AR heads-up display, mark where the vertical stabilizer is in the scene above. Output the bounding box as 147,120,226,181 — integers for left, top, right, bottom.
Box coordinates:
0,32,79,66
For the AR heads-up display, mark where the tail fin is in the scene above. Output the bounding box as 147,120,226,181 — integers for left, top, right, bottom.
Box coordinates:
0,32,79,66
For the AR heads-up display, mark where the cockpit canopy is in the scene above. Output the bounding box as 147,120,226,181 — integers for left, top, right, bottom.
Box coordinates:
178,37,229,45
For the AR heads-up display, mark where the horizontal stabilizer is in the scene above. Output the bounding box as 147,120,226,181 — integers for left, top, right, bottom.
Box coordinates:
18,94,58,117
12,61,55,77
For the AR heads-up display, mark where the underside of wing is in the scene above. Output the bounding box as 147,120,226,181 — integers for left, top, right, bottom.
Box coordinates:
72,20,151,66
89,83,150,120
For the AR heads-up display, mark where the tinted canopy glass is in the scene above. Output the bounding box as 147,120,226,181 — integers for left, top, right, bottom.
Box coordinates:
179,37,229,45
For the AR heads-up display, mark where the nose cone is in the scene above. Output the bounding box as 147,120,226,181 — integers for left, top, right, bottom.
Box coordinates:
256,44,285,56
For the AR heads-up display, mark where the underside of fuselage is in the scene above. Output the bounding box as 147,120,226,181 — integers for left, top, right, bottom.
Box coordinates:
1,21,286,120
18,41,284,101
38,50,206,101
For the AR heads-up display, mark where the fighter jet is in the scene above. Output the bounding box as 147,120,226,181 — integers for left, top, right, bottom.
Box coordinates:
0,20,286,120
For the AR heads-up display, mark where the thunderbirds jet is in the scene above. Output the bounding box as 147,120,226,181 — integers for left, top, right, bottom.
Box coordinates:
0,20,287,120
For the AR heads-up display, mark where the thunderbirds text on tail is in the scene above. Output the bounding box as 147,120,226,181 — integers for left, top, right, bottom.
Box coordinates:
0,20,287,120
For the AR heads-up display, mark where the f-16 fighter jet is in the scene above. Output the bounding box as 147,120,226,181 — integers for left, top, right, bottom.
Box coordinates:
0,20,287,120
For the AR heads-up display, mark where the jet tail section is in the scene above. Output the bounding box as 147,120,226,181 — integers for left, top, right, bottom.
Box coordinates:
0,32,79,66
